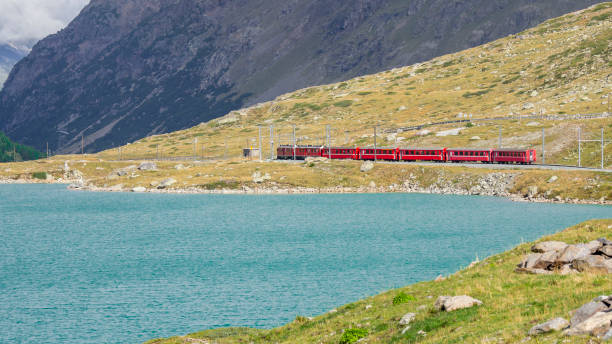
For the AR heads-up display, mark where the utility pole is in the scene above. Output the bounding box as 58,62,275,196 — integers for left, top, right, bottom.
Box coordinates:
542,128,545,165
374,126,377,162
46,142,49,159
269,126,274,160
292,125,296,161
258,126,263,161
602,128,605,169
193,138,197,160
326,125,331,159
498,127,502,149
578,127,581,167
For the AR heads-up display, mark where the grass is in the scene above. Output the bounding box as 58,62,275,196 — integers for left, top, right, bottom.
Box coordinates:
144,219,612,344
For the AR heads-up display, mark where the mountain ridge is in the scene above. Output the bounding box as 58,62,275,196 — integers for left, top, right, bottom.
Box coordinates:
0,0,607,153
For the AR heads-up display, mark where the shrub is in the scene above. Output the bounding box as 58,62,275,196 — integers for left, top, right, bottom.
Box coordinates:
333,100,353,108
393,292,416,305
466,122,474,128
32,172,47,180
339,328,368,344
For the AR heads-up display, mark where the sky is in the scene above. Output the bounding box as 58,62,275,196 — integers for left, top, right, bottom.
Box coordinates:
0,0,89,48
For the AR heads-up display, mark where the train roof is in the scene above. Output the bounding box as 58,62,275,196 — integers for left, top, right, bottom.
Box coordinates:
398,147,446,150
447,148,493,151
493,148,534,152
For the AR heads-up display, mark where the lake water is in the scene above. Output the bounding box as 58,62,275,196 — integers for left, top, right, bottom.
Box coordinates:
0,184,609,343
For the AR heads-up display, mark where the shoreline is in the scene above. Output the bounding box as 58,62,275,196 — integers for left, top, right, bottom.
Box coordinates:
1,177,609,205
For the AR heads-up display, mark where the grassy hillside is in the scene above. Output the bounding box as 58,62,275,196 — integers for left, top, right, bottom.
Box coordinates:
146,219,612,344
96,2,612,168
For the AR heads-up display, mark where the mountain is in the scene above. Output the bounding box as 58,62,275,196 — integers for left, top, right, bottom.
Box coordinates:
0,44,28,89
0,0,607,154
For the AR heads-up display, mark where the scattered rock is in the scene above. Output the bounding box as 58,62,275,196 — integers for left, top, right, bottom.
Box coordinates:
528,318,569,335
368,181,376,189
416,130,431,136
526,122,540,127
158,178,177,189
470,136,481,141
150,181,160,187
523,103,535,110
436,128,464,137
517,253,543,269
518,239,612,275
401,326,411,335
132,187,147,193
399,313,416,326
434,275,445,282
138,162,157,171
175,164,185,170
547,176,558,183
365,304,372,310
530,90,539,97
360,161,374,173
598,238,612,246
599,245,612,257
434,296,482,312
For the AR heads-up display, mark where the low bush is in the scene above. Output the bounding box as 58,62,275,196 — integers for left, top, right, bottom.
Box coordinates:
392,292,416,305
339,328,368,344
32,172,47,180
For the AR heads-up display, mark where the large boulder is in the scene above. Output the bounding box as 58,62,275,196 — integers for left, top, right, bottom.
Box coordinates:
517,253,543,269
158,178,177,189
565,312,612,338
434,296,482,312
570,300,609,327
528,318,569,335
531,241,568,253
557,244,592,264
138,162,157,171
572,255,612,273
585,240,603,253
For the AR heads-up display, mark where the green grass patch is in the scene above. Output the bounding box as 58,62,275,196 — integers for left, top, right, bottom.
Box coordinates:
462,89,491,98
31,172,47,180
339,328,368,344
395,307,479,343
333,100,354,108
392,292,416,305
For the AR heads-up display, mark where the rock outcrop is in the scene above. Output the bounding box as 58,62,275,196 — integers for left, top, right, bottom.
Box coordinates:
517,239,612,274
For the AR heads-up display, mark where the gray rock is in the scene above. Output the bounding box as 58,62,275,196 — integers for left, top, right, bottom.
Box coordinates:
360,161,374,173
536,250,561,269
434,295,482,312
565,312,612,337
571,255,612,273
570,301,608,327
516,268,553,275
150,181,160,187
527,186,538,197
399,313,416,325
547,175,558,183
557,244,592,264
518,253,543,269
586,240,603,253
598,245,612,257
531,241,568,253
558,264,578,275
528,318,569,335
158,178,176,188
597,238,612,246
138,162,157,171
602,327,612,341
132,186,147,192
174,164,185,170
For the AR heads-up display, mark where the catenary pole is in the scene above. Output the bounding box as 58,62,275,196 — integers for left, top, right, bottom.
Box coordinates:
374,126,377,162
602,128,605,169
542,128,545,164
578,127,581,167
258,126,263,161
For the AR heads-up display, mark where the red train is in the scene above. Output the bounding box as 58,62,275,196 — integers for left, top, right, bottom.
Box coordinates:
277,145,537,164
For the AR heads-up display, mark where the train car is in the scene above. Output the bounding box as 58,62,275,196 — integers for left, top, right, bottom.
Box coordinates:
276,145,322,160
492,148,537,164
446,148,493,163
321,147,357,160
398,148,446,162
357,147,398,161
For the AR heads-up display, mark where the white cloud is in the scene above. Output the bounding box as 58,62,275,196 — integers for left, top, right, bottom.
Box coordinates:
0,0,89,47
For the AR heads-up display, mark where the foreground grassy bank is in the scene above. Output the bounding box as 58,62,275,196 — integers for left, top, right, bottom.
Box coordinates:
146,219,611,344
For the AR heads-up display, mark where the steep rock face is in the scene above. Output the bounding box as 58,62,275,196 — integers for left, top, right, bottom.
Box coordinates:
0,0,605,153
0,44,28,89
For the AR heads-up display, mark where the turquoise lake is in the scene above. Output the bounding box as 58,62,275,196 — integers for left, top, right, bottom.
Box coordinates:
0,184,610,343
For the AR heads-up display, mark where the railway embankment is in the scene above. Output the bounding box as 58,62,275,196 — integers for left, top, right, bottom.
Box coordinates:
145,219,612,344
1,157,610,204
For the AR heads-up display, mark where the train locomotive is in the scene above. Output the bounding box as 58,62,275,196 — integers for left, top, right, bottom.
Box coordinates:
277,145,537,164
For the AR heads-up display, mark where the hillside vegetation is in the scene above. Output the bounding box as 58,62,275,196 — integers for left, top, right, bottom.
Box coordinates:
97,2,611,169
0,132,44,162
146,219,612,344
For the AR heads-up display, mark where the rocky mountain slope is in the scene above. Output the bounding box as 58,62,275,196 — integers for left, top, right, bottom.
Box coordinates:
0,44,27,88
0,0,606,153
